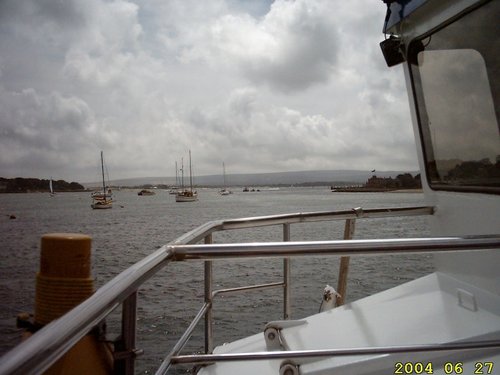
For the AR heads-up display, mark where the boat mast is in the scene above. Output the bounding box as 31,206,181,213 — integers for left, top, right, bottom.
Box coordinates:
223,162,226,189
189,150,193,192
180,158,184,190
175,161,178,187
100,151,106,202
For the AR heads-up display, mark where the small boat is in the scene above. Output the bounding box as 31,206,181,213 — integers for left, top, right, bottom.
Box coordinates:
176,150,198,202
91,151,112,209
138,189,155,196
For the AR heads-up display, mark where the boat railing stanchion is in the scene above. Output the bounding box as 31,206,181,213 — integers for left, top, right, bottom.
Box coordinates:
116,290,139,375
204,234,214,354
283,223,291,320
336,218,356,307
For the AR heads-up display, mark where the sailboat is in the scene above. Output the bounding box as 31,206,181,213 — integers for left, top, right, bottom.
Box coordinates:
91,151,112,209
219,162,231,195
169,161,180,195
49,177,55,197
175,150,198,202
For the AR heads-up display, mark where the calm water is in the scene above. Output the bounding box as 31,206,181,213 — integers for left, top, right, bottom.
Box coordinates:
0,187,432,373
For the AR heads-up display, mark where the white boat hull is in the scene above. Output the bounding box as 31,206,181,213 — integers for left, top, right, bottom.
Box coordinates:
175,191,198,202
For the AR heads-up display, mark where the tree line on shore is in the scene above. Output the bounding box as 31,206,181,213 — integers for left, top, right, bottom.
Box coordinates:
0,177,85,193
365,173,421,189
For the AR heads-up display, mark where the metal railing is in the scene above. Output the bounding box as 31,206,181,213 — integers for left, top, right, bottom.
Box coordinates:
1,205,500,375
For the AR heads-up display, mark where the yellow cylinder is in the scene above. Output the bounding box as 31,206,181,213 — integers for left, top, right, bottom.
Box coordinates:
35,233,94,325
40,233,92,278
32,233,113,375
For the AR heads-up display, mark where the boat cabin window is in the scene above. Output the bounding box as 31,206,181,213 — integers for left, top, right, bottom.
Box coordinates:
408,1,499,193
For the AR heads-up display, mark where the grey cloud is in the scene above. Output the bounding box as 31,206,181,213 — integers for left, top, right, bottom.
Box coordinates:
0,88,94,148
0,87,102,177
173,1,340,93
243,6,338,92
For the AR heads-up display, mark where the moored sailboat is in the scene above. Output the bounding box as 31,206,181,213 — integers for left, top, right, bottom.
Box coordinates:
175,150,198,202
91,151,112,209
169,161,180,195
219,162,231,196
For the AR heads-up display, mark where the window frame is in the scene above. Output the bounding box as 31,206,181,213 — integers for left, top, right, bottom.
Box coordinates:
407,0,499,194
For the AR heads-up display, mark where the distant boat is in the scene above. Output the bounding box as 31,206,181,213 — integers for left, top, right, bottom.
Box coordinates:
176,150,198,202
91,151,112,209
49,177,55,197
219,162,231,195
138,189,155,196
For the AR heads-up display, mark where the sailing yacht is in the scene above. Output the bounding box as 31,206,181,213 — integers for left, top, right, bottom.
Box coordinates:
175,150,198,202
169,161,180,195
219,162,231,195
91,151,112,209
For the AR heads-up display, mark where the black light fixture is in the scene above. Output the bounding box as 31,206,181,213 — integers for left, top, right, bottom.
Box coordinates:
380,35,405,67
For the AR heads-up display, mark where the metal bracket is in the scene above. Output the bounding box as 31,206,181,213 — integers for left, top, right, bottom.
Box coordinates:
352,207,363,217
264,320,307,351
113,348,144,360
280,361,300,375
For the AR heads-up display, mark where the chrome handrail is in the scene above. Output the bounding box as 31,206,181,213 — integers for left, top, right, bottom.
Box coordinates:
172,206,434,243
171,235,500,260
3,205,498,375
170,340,500,365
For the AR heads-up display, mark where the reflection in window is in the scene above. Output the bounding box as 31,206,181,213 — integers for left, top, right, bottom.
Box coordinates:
409,1,500,191
418,49,499,185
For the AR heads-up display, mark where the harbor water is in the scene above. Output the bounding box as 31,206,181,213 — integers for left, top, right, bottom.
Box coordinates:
0,187,432,373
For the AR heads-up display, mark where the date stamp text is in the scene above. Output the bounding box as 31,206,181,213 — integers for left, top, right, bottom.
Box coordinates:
394,361,494,374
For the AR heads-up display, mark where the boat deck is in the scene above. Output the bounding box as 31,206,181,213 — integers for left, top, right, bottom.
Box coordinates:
199,272,500,375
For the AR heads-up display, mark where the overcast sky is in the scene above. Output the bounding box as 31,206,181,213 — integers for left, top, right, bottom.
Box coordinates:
0,0,417,183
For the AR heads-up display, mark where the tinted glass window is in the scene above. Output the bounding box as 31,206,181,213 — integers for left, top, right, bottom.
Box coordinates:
409,1,499,192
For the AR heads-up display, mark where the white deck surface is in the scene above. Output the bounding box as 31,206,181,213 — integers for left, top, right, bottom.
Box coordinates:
198,272,500,375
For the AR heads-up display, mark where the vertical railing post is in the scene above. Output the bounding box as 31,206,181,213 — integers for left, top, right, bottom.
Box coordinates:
283,223,291,320
204,234,213,354
336,218,356,307
120,291,138,375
